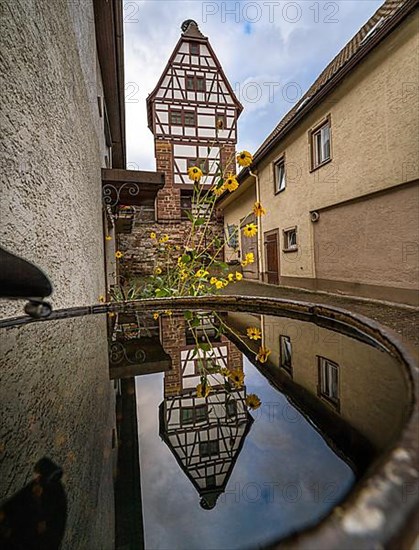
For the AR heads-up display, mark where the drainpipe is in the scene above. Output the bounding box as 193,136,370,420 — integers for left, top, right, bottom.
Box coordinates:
249,169,263,282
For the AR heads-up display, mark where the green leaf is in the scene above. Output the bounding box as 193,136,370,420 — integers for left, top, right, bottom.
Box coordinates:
155,289,169,298
190,318,201,328
181,254,191,264
184,310,193,321
198,343,211,352
185,210,195,222
195,217,206,226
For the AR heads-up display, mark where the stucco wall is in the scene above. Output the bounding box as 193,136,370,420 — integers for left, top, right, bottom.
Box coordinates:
0,315,116,549
313,183,419,289
0,0,109,319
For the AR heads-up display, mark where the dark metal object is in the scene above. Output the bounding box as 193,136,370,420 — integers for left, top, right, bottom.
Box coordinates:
0,246,52,318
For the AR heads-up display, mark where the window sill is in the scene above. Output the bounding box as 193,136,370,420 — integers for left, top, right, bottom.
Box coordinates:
274,187,286,196
283,247,298,253
310,157,332,173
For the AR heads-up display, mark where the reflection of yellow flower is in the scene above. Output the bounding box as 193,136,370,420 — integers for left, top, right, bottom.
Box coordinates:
237,151,253,167
229,369,245,389
235,272,243,281
150,232,157,239
105,235,112,241
180,270,188,281
246,393,261,410
164,310,173,316
98,295,105,303
219,367,230,377
188,166,203,182
215,280,224,290
245,252,254,264
153,312,160,320
247,327,262,340
256,346,271,363
159,234,169,244
154,267,162,275
115,251,124,259
197,383,211,398
108,311,115,317
253,202,266,217
243,223,257,238
224,174,239,192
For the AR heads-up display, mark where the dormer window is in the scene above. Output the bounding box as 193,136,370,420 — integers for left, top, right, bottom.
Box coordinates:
190,42,199,55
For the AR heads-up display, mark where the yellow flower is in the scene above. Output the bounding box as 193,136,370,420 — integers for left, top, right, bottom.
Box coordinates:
237,150,253,167
180,270,188,281
212,184,225,196
177,256,185,266
210,277,218,285
219,367,230,377
150,232,157,239
98,295,105,303
107,311,115,317
227,273,235,282
159,234,169,244
188,166,203,182
224,174,239,192
245,252,255,264
256,346,271,363
229,369,245,389
235,272,243,281
105,235,112,241
153,312,160,320
115,251,124,259
154,267,162,275
242,223,258,238
215,280,224,290
197,382,211,398
253,202,266,217
246,393,261,410
175,245,181,251
195,269,209,278
164,310,173,316
246,327,262,340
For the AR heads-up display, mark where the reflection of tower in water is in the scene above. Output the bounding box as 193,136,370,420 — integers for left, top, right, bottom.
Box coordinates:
159,313,253,509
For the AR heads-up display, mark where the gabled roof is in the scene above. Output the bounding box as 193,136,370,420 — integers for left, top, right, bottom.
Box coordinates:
247,0,417,170
146,20,243,130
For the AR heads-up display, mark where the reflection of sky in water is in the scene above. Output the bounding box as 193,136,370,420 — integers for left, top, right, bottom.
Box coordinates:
136,357,355,550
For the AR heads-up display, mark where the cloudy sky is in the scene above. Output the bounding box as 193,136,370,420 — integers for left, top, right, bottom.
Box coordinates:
123,0,383,171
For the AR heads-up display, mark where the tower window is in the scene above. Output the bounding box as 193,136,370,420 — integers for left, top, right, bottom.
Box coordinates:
184,111,196,127
170,109,183,126
185,75,206,92
196,77,205,92
190,42,200,55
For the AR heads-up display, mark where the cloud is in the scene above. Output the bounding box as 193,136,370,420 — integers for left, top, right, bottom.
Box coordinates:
123,0,383,170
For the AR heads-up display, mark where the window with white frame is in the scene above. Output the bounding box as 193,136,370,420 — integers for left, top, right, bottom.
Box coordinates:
311,119,331,169
280,335,292,373
283,227,298,252
318,357,339,405
274,157,286,193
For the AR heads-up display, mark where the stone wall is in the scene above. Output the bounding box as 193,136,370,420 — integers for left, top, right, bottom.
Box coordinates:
0,0,109,319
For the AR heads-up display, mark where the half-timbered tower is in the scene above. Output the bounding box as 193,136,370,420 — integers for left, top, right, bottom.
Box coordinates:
147,19,243,221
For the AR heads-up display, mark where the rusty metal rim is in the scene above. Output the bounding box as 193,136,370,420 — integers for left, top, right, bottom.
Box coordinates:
1,294,418,548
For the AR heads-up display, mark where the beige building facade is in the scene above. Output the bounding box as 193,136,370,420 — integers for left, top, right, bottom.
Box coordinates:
220,0,419,305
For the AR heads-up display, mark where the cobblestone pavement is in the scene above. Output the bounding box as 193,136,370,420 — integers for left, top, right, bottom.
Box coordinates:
222,280,419,351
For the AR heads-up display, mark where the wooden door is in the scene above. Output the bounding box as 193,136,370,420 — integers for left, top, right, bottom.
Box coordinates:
264,230,279,285
240,215,258,280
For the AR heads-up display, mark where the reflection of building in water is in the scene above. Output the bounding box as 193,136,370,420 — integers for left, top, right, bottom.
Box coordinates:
225,312,411,462
159,313,253,509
